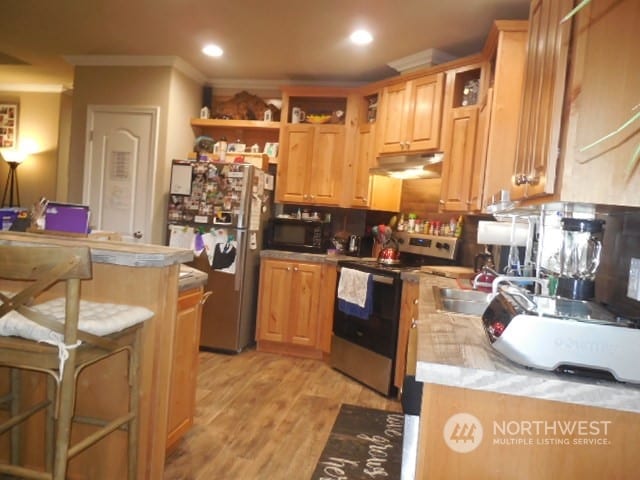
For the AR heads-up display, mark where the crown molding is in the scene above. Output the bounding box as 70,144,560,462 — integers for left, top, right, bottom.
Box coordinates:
63,54,208,84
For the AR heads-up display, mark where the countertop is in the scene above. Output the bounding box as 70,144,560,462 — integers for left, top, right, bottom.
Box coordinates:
414,274,640,414
178,265,208,292
0,231,193,267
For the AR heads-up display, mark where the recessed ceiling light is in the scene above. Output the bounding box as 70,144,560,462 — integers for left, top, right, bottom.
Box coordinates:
350,29,373,45
202,44,224,57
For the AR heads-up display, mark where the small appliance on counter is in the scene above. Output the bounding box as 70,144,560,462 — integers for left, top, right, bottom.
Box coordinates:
482,287,640,384
556,217,604,300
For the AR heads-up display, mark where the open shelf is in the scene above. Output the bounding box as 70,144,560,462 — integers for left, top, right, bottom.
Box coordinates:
190,118,281,130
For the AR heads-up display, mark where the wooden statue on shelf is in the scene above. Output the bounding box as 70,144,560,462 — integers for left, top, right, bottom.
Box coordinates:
213,91,280,121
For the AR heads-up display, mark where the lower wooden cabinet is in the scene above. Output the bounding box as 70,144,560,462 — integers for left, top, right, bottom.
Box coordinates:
166,286,205,453
394,280,420,391
256,258,335,359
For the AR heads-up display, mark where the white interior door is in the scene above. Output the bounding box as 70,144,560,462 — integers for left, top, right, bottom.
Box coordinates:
83,106,159,243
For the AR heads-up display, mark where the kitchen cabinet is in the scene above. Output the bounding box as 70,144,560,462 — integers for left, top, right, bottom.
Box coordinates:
478,21,528,208
276,87,354,206
557,0,639,206
166,286,205,453
439,63,485,212
256,258,324,358
349,122,376,207
511,0,573,200
276,123,346,205
376,73,444,155
393,279,419,391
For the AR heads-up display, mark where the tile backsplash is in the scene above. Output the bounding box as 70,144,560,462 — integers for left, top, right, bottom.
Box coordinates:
595,207,640,319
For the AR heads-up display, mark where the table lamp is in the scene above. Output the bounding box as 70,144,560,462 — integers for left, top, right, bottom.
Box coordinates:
1,149,27,207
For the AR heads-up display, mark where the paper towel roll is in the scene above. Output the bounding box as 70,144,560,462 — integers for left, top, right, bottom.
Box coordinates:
477,221,528,246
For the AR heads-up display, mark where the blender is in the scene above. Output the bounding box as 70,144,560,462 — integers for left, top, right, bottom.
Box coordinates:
556,218,604,300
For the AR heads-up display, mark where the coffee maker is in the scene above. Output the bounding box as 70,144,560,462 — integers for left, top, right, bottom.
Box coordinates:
556,218,604,300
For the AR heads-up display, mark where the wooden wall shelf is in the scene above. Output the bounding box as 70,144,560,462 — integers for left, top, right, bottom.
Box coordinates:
190,118,281,130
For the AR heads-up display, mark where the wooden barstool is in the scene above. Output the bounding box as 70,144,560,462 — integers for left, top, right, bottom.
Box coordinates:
0,244,153,479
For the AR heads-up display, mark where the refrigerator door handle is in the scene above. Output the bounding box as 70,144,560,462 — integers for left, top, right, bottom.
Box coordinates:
234,229,246,292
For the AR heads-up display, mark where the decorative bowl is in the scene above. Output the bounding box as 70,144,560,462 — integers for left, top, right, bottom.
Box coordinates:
306,114,332,124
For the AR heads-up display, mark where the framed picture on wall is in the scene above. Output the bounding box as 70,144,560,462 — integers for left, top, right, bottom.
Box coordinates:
0,103,18,148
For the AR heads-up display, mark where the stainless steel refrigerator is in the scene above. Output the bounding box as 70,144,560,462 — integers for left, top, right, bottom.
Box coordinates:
167,159,271,352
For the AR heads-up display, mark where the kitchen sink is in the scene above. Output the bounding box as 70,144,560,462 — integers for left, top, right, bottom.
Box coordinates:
433,286,490,316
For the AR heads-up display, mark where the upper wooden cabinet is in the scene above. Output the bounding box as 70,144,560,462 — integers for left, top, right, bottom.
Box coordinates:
511,0,573,200
557,0,639,207
277,123,346,205
350,122,377,207
479,21,528,208
276,87,353,206
376,73,445,155
439,63,485,212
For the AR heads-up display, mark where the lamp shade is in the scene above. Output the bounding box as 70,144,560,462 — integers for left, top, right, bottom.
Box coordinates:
1,149,27,164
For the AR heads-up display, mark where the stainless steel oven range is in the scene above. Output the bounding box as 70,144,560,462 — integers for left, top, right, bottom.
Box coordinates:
330,232,460,396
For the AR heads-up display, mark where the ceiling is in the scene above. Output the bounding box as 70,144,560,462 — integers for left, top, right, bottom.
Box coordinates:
0,0,530,91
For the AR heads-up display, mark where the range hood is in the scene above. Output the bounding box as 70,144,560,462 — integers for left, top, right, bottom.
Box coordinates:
370,153,443,179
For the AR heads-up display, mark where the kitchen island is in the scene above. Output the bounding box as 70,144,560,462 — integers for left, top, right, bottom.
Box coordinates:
0,231,198,479
413,274,640,479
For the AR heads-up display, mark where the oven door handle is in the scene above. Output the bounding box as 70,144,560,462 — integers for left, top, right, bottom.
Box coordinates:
371,274,394,285
338,266,395,285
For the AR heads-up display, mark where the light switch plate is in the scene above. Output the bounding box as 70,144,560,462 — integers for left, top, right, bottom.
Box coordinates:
628,257,640,301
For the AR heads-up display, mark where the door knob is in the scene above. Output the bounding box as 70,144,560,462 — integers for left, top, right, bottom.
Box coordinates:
133,231,143,239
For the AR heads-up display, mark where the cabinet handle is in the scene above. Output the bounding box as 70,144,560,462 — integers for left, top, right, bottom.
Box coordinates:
527,174,540,186
201,291,213,305
287,267,292,271
293,267,299,272
309,194,315,200
413,299,419,305
513,173,528,186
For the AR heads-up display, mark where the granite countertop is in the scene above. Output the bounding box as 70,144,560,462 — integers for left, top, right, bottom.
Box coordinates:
260,249,346,264
0,231,193,267
178,265,208,291
414,274,640,414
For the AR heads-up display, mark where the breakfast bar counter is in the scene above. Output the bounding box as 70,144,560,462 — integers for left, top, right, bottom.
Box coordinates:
0,231,194,479
412,273,640,479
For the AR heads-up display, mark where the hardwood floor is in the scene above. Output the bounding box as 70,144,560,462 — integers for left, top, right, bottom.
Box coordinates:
164,348,402,479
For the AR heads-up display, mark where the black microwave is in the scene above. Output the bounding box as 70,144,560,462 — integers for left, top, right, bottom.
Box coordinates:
265,218,331,253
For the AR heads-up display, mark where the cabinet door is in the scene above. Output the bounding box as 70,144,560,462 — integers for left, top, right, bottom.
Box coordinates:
440,106,479,211
288,262,322,347
166,287,203,452
405,73,444,152
256,260,293,343
349,123,376,207
393,281,419,390
377,82,411,154
481,25,528,207
309,125,346,205
560,0,640,206
276,125,314,203
512,0,573,199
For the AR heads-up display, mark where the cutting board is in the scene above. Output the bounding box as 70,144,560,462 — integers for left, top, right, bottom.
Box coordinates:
420,265,476,279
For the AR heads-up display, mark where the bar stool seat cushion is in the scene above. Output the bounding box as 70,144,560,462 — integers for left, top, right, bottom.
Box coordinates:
0,294,153,344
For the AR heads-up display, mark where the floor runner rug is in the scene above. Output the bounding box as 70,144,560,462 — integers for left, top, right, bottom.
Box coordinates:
311,403,404,479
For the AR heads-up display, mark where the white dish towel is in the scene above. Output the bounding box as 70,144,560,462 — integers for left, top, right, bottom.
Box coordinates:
337,268,371,308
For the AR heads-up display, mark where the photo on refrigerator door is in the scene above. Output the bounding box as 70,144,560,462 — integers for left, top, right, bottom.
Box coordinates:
203,228,237,274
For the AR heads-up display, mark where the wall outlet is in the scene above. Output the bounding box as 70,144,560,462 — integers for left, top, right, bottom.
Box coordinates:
628,257,640,301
